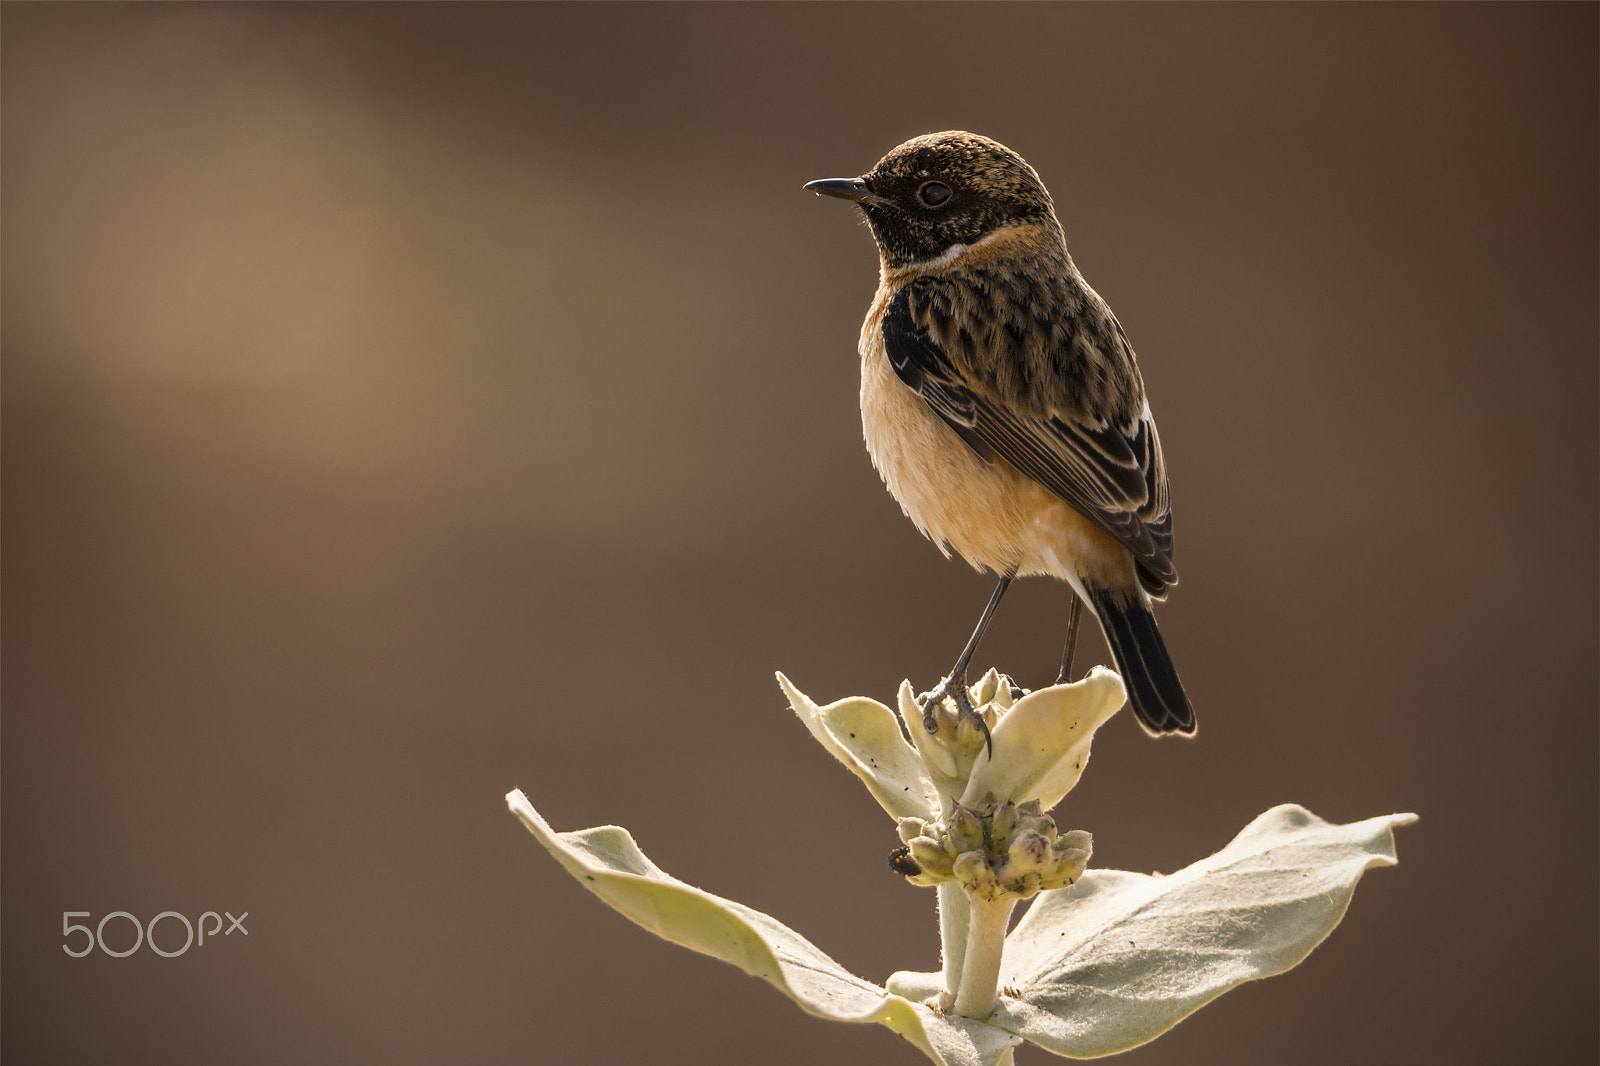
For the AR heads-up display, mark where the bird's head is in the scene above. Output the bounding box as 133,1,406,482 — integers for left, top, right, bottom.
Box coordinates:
806,131,1062,269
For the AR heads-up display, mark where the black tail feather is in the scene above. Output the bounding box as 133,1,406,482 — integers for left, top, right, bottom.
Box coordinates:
1086,588,1196,736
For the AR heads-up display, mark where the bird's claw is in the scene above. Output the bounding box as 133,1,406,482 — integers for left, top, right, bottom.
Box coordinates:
916,675,994,757
916,675,965,732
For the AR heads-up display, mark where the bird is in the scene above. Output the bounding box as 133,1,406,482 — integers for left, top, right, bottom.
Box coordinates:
804,130,1195,740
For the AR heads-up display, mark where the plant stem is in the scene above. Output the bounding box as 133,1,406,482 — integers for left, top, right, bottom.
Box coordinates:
937,881,969,996
952,894,1016,1020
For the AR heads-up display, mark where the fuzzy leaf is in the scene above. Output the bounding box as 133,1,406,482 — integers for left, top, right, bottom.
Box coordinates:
961,667,1126,811
988,804,1417,1057
896,680,968,798
508,790,1019,1066
778,672,939,821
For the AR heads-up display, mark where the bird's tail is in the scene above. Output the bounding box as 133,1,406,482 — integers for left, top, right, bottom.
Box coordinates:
1086,587,1196,736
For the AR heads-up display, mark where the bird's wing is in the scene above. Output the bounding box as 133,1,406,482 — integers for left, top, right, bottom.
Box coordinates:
882,278,1176,595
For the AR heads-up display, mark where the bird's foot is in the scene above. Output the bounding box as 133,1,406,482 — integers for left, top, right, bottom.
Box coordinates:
917,674,994,758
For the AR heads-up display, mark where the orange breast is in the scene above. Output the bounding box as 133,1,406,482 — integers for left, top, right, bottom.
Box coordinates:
857,284,1139,599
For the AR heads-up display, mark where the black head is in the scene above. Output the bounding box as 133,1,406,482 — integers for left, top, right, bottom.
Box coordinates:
806,131,1061,268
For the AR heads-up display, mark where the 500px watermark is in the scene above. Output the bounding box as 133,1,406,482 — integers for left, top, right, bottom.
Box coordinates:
62,911,248,958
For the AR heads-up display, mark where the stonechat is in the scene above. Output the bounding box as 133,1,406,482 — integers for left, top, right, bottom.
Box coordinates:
806,131,1195,739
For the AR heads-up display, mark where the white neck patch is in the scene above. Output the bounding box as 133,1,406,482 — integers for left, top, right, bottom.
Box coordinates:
909,229,1001,269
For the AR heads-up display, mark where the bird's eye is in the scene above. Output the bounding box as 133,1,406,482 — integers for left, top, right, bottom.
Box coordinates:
917,181,952,207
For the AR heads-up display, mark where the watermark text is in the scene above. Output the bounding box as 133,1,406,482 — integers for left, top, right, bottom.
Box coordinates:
63,911,249,958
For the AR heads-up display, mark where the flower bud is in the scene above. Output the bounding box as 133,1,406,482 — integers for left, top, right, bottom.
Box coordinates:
969,669,1002,709
1008,831,1053,870
1056,829,1092,857
889,797,1094,901
989,801,1020,849
896,817,928,844
952,711,983,752
953,851,1000,900
992,672,1025,709
909,836,956,879
947,805,985,855
1039,829,1093,891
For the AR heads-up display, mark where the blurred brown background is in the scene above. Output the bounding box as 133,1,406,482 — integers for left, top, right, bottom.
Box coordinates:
4,4,1595,1064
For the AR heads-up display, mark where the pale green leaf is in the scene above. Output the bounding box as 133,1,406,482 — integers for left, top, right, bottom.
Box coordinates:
960,667,1126,811
988,804,1417,1058
897,680,967,799
778,672,939,822
507,790,1019,1066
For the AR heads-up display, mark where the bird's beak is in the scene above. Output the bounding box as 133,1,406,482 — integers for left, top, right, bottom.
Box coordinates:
804,177,889,207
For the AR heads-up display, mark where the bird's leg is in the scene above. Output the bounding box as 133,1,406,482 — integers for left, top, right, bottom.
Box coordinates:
1053,594,1083,686
919,575,1013,752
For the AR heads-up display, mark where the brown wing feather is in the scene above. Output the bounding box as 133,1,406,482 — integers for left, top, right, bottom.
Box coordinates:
884,270,1176,595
